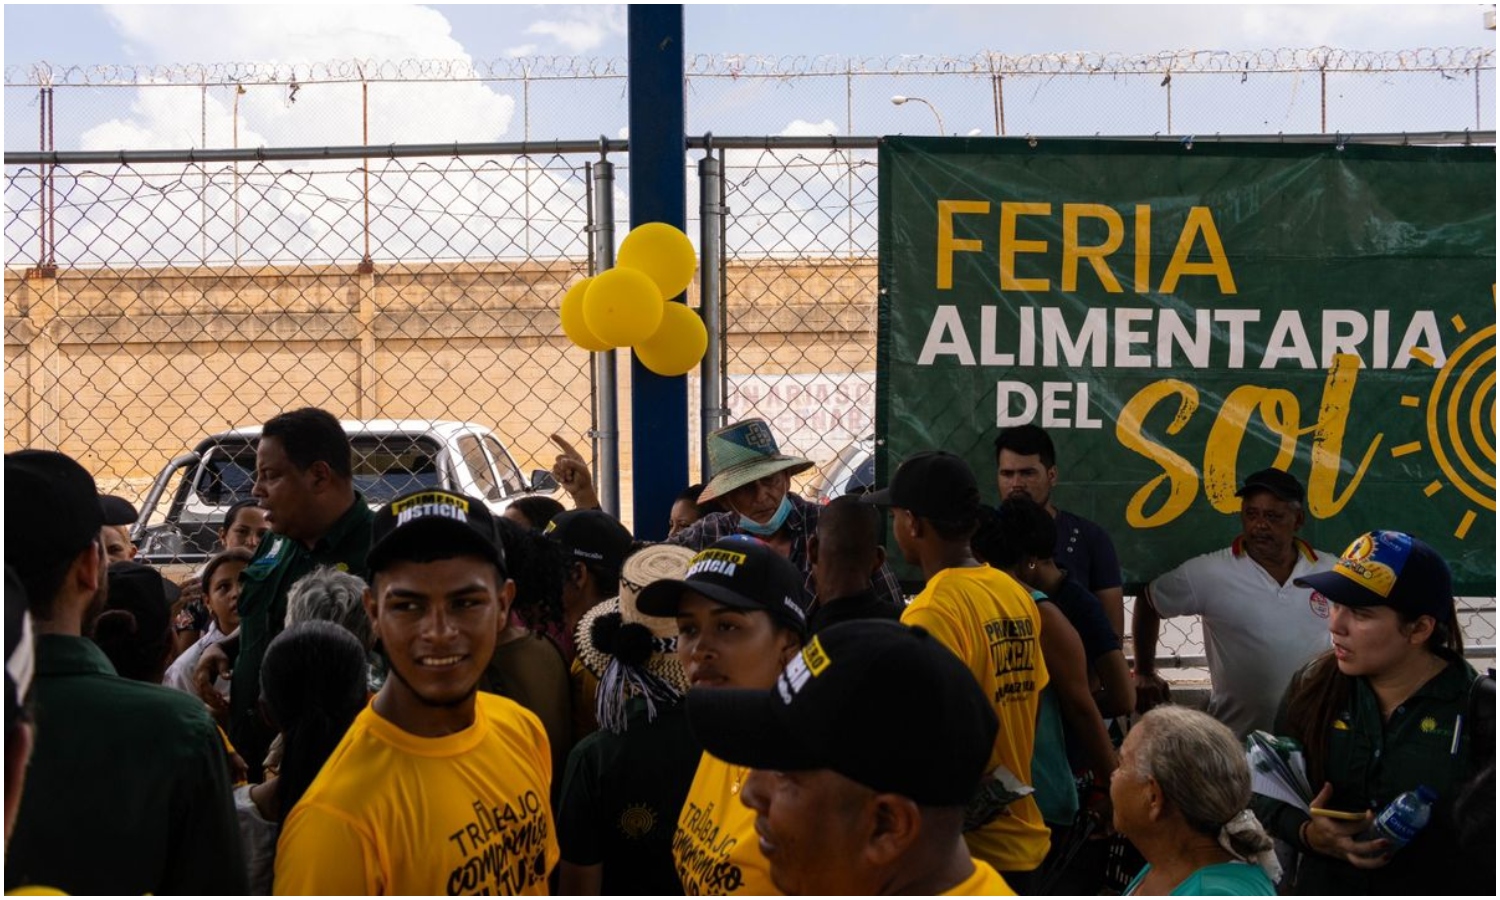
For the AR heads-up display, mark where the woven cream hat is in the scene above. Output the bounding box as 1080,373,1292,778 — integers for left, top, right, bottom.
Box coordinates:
575,544,695,731
697,419,814,503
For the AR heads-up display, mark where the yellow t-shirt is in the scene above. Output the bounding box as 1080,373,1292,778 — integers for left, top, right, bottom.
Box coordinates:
672,751,779,896
901,564,1051,873
273,692,558,896
942,859,1016,896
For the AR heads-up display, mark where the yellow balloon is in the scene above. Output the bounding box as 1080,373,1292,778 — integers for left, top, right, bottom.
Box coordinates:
560,277,613,352
616,222,698,300
583,267,665,347
635,301,708,377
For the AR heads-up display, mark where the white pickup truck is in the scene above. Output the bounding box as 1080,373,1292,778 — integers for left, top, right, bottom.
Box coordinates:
132,419,558,567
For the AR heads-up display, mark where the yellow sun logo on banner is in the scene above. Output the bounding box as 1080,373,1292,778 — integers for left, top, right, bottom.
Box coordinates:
1388,287,1496,540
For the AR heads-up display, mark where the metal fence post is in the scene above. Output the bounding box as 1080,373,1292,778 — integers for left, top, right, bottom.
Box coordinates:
591,149,621,517
698,139,726,474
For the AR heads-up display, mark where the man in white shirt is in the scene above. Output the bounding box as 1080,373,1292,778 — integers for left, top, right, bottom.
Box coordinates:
1132,468,1337,738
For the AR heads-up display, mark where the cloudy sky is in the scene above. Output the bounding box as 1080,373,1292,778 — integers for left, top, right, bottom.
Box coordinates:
4,4,1492,65
3,4,1494,152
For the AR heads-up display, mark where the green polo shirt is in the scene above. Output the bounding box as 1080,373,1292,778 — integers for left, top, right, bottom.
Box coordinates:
5,635,248,896
1254,656,1481,895
229,493,373,764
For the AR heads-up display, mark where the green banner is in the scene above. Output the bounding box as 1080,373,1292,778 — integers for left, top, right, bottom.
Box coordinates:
877,137,1496,594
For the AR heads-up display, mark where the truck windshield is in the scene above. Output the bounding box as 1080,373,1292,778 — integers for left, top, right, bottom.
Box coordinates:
198,435,446,507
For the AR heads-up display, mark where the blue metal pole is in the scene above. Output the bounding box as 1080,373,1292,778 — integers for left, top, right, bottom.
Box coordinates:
627,5,686,541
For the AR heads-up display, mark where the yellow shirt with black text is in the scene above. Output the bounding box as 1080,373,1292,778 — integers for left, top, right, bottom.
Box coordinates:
672,751,778,896
273,692,558,896
901,564,1051,873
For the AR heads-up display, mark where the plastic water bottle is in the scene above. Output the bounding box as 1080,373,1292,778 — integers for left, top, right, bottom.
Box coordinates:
1367,785,1438,851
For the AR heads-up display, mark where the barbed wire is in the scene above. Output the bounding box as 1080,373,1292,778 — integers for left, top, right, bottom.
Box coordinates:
8,47,1493,88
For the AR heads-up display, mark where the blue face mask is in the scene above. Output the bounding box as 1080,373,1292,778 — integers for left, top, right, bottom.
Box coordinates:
738,494,794,536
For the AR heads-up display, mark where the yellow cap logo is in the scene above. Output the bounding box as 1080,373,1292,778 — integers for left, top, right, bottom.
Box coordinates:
802,635,831,676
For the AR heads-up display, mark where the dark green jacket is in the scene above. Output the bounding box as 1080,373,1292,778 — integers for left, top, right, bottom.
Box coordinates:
229,493,373,770
6,635,248,895
1253,655,1484,896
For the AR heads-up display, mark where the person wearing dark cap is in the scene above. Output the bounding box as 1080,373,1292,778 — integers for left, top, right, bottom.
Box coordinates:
636,535,808,895
687,619,1014,895
99,494,140,563
273,488,557,895
3,449,247,895
1134,467,1337,738
863,450,1051,890
1252,531,1487,896
544,507,635,743
544,508,636,657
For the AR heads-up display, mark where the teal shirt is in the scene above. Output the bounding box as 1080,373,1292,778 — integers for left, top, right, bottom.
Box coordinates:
1032,687,1079,826
1123,861,1275,895
229,493,373,763
1252,656,1480,896
6,635,248,896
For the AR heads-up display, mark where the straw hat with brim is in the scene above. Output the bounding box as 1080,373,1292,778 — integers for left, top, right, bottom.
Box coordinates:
698,419,814,504
575,544,695,732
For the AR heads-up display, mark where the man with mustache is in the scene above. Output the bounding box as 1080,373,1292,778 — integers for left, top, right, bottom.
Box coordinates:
1133,467,1337,738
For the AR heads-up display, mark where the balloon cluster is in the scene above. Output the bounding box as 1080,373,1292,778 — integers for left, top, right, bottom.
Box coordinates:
559,223,707,377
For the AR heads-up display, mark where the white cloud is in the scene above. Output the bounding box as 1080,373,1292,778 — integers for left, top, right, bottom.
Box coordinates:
779,118,839,137
504,44,539,58
617,126,630,140
93,5,517,148
524,6,626,54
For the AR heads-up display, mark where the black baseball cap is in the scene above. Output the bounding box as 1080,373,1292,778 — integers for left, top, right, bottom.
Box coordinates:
99,495,139,526
636,535,808,636
543,509,634,576
1235,468,1305,503
1295,530,1455,621
368,489,507,575
5,449,105,574
861,450,981,520
687,619,998,805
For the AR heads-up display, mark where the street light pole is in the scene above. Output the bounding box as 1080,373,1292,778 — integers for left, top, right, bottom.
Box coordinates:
890,94,945,135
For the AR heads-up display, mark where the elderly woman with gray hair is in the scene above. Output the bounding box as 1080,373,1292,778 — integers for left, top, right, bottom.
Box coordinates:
258,566,376,779
1112,706,1278,895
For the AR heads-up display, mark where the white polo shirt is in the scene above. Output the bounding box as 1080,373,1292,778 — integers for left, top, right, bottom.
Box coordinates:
1148,537,1336,738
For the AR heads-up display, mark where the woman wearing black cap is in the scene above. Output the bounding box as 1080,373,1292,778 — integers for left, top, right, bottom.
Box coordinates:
635,535,808,896
1252,530,1488,895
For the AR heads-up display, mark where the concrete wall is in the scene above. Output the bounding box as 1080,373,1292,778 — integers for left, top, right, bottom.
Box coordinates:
4,257,880,518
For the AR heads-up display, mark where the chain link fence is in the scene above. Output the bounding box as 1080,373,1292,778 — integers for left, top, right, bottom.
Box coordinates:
6,48,1494,662
4,152,601,529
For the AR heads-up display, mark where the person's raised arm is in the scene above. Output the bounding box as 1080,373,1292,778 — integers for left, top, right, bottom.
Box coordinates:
549,433,600,511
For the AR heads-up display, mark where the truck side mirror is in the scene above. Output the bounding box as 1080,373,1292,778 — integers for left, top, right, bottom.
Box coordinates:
529,469,559,492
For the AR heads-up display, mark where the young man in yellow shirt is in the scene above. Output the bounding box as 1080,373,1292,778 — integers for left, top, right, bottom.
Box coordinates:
864,451,1052,891
273,489,558,895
